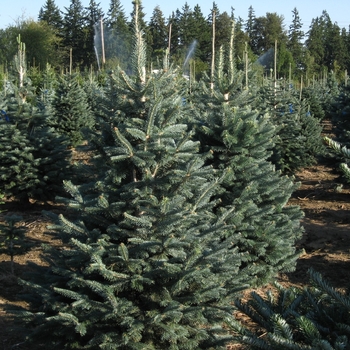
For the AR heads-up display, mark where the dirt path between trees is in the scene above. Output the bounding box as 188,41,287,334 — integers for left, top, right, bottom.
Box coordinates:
284,164,350,289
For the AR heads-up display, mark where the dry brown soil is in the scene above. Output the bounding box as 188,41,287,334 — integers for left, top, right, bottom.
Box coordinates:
0,143,349,349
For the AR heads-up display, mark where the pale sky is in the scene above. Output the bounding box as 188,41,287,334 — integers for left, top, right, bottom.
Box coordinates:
1,0,349,34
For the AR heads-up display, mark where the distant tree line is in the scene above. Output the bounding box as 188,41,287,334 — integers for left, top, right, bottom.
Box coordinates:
0,0,350,82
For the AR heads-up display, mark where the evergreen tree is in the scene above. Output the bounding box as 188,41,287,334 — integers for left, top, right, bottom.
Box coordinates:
277,41,295,79
304,10,346,75
306,15,325,73
323,70,341,119
193,44,303,284
338,27,349,76
167,10,181,62
172,3,211,73
325,136,350,183
29,101,73,200
323,13,343,71
228,269,350,349
85,0,105,69
38,0,63,33
129,0,151,64
62,0,88,69
301,83,326,121
234,16,251,66
288,7,305,77
252,12,288,57
0,215,27,274
0,35,72,202
26,64,74,200
254,78,324,173
213,10,231,52
0,96,40,201
330,84,350,142
0,38,42,200
105,0,132,70
344,27,350,72
148,6,168,64
191,5,211,63
48,73,94,147
245,5,255,42
82,72,104,119
177,2,193,49
38,0,64,68
206,2,219,58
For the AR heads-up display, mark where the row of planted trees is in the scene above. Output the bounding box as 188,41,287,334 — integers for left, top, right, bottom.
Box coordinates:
1,1,350,347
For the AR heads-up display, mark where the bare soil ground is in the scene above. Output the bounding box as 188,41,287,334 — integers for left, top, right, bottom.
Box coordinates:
1,128,349,349
285,164,350,290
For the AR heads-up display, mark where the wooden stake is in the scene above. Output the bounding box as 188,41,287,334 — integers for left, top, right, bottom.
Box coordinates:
210,9,216,91
345,70,348,86
245,42,248,90
100,16,105,66
168,22,172,57
289,62,292,87
69,48,72,75
274,40,277,83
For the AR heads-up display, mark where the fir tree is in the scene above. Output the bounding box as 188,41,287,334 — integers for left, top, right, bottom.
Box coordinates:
0,35,72,202
29,100,73,200
288,7,305,76
85,0,105,69
105,0,132,70
82,73,105,119
228,269,350,349
0,215,27,274
0,80,71,202
324,136,350,183
62,0,88,69
245,5,256,42
26,65,73,200
192,45,304,285
190,5,211,63
254,77,324,173
212,10,231,54
38,0,63,33
148,6,168,64
301,83,326,121
0,109,40,200
47,72,94,147
0,66,41,201
330,84,350,143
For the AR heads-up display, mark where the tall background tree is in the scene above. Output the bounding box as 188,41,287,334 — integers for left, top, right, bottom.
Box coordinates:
148,6,168,65
105,0,132,70
245,5,255,44
62,0,88,70
38,0,64,68
251,12,287,64
84,0,104,70
38,0,63,33
288,7,304,79
305,10,347,77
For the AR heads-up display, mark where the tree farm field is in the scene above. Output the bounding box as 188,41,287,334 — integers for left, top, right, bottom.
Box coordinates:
0,152,350,349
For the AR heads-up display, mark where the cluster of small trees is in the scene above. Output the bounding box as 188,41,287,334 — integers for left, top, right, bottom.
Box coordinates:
0,1,349,348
